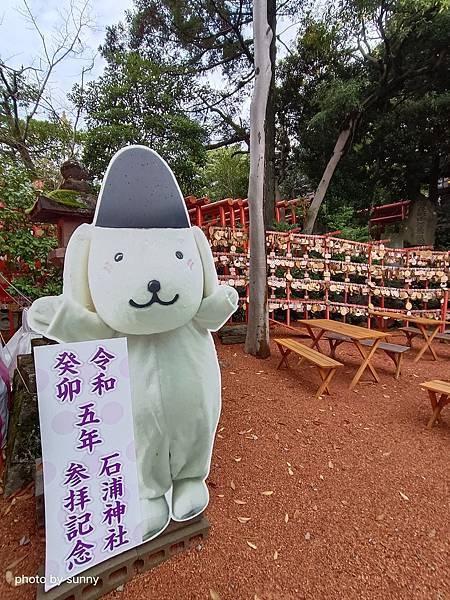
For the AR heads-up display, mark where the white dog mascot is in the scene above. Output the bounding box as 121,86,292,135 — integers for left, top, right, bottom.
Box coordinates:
28,145,239,540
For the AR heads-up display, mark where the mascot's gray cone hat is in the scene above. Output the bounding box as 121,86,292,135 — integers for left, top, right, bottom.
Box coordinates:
93,145,190,229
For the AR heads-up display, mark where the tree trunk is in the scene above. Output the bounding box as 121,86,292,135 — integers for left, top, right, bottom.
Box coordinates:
303,118,356,234
263,0,276,229
245,0,272,359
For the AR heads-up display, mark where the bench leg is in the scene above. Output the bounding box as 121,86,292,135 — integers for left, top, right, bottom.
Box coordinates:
414,325,439,363
327,339,336,359
327,339,346,359
403,331,419,348
276,345,291,370
427,391,449,428
305,327,325,351
352,341,380,388
395,353,402,380
316,367,336,399
384,351,403,380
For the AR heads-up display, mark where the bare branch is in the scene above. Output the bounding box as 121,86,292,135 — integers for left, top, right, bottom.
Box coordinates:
18,0,93,138
70,57,95,156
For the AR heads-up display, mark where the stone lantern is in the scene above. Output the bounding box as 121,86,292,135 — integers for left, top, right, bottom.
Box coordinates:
28,159,96,265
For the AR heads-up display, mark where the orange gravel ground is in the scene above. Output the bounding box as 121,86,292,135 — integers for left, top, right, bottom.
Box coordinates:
1,330,449,600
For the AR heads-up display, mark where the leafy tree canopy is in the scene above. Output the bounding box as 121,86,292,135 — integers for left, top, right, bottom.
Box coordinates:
76,51,207,192
199,146,249,200
277,0,450,230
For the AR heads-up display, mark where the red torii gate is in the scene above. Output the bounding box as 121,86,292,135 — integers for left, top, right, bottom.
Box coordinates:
186,196,306,229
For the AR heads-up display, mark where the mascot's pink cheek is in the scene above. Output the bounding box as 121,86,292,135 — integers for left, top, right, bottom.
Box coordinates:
187,259,194,270
103,261,113,274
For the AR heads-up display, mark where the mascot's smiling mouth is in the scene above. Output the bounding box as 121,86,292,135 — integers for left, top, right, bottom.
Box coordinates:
129,279,179,309
129,293,179,309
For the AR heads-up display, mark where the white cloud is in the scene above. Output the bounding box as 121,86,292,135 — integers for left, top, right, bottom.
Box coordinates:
0,0,133,115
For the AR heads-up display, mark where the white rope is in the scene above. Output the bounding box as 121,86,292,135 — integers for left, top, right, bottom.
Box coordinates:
0,272,31,306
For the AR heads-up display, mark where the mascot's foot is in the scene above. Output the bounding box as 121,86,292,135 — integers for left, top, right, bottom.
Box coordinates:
172,478,209,521
140,496,170,541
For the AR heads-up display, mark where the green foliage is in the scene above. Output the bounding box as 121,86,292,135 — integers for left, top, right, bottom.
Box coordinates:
199,147,249,201
0,160,61,300
277,0,450,231
77,51,207,192
325,205,370,242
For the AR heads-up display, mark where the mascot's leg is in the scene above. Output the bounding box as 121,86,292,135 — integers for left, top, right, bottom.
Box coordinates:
169,393,220,521
133,398,172,540
158,330,221,521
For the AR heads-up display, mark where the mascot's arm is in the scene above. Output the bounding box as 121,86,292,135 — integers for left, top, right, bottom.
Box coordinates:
192,226,239,331
193,285,239,332
28,223,115,343
28,296,115,343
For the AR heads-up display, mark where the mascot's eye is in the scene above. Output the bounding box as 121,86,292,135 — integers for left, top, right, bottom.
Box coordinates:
175,251,183,259
114,252,124,262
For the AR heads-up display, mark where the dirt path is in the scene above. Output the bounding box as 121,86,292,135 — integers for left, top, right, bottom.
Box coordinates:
1,333,449,599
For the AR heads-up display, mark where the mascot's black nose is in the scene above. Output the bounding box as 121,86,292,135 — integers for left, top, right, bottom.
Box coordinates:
147,279,161,294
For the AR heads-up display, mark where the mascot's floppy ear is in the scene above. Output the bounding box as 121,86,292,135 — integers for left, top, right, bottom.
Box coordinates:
63,223,94,311
193,226,219,298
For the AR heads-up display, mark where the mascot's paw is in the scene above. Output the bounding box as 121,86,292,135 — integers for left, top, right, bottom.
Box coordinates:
171,478,209,521
140,496,170,541
28,296,62,332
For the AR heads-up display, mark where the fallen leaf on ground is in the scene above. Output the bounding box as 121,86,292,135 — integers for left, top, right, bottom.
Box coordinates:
217,494,224,498
237,517,251,523
261,491,273,496
273,550,278,560
288,467,294,476
234,499,246,505
247,541,257,549
399,491,409,501
5,571,15,586
284,513,289,523
230,481,236,491
234,457,242,462
305,532,311,541
210,590,220,600
328,461,334,469
6,553,29,571
19,536,30,546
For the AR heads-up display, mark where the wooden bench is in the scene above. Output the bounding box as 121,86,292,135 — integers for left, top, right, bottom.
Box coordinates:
275,338,343,398
420,380,450,428
401,326,450,346
325,333,409,379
